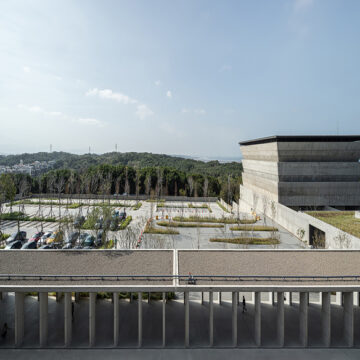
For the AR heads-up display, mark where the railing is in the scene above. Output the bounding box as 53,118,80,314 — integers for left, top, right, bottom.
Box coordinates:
0,274,360,283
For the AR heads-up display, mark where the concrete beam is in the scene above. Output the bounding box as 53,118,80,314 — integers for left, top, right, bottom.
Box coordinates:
254,292,261,347
138,292,142,348
277,291,284,347
209,292,214,347
184,291,189,348
113,292,119,347
39,292,48,347
64,292,72,347
15,292,24,347
299,292,308,347
89,292,96,347
343,292,354,347
232,292,238,347
322,292,331,347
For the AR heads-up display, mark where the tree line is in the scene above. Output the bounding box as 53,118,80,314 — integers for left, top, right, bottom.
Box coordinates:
0,164,242,202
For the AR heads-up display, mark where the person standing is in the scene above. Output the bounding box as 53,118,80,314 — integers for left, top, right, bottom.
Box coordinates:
242,296,247,313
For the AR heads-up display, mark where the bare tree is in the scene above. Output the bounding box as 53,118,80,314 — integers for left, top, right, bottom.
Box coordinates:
262,195,269,225
17,178,29,232
124,167,130,195
334,232,351,249
145,174,151,198
56,176,66,225
270,200,276,226
203,177,209,199
187,176,194,197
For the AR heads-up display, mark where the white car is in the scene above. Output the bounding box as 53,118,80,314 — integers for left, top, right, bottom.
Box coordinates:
40,231,53,245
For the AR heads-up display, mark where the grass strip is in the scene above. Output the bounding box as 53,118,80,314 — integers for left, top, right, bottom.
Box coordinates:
217,201,230,213
210,237,280,245
172,216,256,224
132,202,142,210
144,223,179,235
7,200,131,208
0,233,10,241
119,216,132,230
230,225,278,231
0,212,56,222
157,221,223,228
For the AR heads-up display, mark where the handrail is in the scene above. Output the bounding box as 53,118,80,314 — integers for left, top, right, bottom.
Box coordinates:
0,274,359,282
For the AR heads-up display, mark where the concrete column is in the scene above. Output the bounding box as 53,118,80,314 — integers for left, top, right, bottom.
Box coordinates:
113,292,119,347
162,292,166,348
270,292,275,305
254,292,261,347
251,291,255,304
39,292,48,347
209,292,214,347
322,292,331,347
89,292,96,347
138,292,142,348
277,291,284,347
56,292,62,302
15,292,25,347
75,292,80,303
343,292,354,347
289,292,292,306
218,291,222,305
184,291,189,347
201,292,204,305
299,292,308,347
148,292,151,304
64,292,72,347
232,292,238,347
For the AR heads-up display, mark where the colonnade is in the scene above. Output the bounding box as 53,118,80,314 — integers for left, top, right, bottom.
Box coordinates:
7,290,359,348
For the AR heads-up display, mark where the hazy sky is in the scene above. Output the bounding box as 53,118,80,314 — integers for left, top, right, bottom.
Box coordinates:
1,0,360,157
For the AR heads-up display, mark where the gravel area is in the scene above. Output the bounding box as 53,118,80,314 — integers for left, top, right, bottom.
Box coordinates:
178,250,360,285
0,250,173,285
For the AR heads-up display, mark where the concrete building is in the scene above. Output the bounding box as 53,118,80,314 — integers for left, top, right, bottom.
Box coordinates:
1,250,360,349
240,135,360,208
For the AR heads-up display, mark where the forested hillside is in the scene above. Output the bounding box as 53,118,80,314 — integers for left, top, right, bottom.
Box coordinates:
0,151,242,178
0,152,243,201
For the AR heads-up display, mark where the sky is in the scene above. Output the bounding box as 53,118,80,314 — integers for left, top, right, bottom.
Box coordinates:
0,0,360,158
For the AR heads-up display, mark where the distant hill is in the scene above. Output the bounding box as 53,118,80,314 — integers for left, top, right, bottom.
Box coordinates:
0,151,243,178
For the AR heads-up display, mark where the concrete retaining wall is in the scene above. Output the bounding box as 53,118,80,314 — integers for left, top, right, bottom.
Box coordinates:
218,199,232,213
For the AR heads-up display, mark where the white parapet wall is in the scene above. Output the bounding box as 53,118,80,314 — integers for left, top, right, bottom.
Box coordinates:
356,211,360,219
239,184,360,249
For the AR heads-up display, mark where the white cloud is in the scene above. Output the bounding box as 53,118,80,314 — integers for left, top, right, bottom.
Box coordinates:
194,109,206,115
155,80,161,86
23,66,30,73
18,104,104,127
294,0,313,12
86,88,137,105
135,104,154,120
166,90,172,98
86,87,154,120
219,64,232,72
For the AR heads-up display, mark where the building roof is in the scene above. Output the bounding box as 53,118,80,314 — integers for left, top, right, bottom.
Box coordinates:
239,135,360,146
1,250,360,288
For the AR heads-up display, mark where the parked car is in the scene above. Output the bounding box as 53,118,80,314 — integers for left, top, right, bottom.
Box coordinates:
64,232,79,245
95,231,104,247
83,234,95,247
62,243,73,250
79,232,89,245
40,231,53,244
29,231,44,243
95,218,103,230
21,241,37,250
83,246,94,249
5,240,23,249
46,230,64,244
110,218,119,231
103,218,111,230
39,244,53,250
73,245,83,249
73,215,85,228
6,231,26,244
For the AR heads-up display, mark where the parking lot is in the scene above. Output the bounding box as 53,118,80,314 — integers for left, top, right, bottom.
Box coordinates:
0,199,305,251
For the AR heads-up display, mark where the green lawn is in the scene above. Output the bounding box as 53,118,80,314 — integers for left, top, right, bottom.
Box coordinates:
157,221,224,228
306,211,360,238
210,237,280,245
230,225,278,231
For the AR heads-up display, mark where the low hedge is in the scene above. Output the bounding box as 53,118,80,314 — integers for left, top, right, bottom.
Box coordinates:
157,221,223,228
210,237,280,245
230,225,278,231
